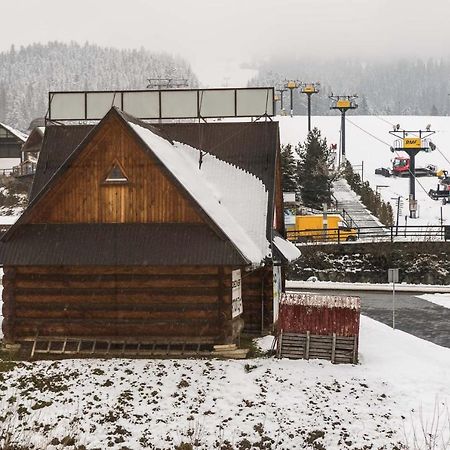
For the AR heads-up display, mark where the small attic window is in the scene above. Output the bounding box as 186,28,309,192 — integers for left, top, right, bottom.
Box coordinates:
104,162,128,184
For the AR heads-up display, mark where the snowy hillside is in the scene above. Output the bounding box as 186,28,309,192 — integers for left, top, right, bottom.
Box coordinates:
277,115,450,226
0,42,199,129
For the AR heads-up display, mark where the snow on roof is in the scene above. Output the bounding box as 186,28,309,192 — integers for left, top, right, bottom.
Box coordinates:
281,292,361,310
129,122,270,265
273,235,301,263
0,122,28,142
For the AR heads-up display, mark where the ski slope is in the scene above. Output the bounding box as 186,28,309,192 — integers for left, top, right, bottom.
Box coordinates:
277,115,450,226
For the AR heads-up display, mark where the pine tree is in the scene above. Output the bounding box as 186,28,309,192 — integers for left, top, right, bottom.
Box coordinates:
280,144,298,192
296,128,333,208
430,104,439,116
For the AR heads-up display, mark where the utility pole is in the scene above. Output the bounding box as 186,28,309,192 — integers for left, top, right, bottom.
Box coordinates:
300,82,320,132
391,196,403,236
329,95,358,166
276,88,287,115
389,126,436,218
146,78,188,89
284,80,301,117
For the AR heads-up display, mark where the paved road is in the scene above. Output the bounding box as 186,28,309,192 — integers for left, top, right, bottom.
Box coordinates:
291,288,450,348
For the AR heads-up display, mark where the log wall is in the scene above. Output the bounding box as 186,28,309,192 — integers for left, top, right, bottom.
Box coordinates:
2,265,243,344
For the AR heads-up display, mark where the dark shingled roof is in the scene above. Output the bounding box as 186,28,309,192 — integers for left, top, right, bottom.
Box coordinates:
2,109,279,267
0,224,247,266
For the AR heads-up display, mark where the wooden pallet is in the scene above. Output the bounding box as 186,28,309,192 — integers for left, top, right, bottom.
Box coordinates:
277,331,358,364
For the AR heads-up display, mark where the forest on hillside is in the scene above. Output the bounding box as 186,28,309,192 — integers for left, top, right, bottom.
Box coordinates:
248,57,450,117
0,42,198,130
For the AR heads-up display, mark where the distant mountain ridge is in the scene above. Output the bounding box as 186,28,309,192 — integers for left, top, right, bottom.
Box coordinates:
0,41,199,129
249,57,450,117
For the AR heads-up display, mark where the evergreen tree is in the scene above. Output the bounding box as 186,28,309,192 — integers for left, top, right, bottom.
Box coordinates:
296,128,333,208
280,144,298,192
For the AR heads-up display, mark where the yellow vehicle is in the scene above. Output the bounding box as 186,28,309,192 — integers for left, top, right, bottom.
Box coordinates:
286,214,358,243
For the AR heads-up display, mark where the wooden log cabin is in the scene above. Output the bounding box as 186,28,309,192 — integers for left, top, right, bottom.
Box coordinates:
0,122,27,159
0,107,300,355
12,126,45,180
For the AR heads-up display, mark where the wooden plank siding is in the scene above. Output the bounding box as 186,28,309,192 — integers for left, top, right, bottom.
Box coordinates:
2,265,241,344
240,267,274,335
29,115,204,225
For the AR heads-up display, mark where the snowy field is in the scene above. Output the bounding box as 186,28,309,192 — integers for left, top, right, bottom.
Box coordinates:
0,289,450,449
277,115,450,226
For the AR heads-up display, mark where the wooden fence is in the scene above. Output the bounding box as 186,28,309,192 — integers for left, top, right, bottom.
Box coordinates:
277,331,358,364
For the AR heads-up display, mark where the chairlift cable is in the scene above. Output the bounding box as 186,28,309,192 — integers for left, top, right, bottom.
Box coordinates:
344,117,433,199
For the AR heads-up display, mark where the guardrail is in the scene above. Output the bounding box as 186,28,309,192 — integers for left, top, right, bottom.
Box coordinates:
287,225,450,244
12,162,37,177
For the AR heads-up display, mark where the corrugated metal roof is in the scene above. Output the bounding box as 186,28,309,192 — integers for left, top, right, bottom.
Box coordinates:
0,223,247,266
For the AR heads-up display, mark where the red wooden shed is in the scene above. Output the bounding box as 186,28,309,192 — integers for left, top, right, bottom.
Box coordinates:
277,292,361,364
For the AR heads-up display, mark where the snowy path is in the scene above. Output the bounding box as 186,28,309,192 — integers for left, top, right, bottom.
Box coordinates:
333,178,385,229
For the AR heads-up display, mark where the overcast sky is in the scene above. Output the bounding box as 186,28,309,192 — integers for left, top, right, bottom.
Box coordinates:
1,0,450,86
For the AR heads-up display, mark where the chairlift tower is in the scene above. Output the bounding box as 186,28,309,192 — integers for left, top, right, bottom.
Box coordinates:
300,82,320,132
389,126,436,218
276,88,287,115
284,80,301,117
329,95,358,166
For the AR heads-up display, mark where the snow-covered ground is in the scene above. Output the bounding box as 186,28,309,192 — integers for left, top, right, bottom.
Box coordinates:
0,214,19,224
0,288,449,449
277,115,450,226
0,158,19,172
418,293,450,309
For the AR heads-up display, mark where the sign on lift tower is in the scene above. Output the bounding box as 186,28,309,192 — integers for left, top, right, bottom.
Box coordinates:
389,126,436,218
